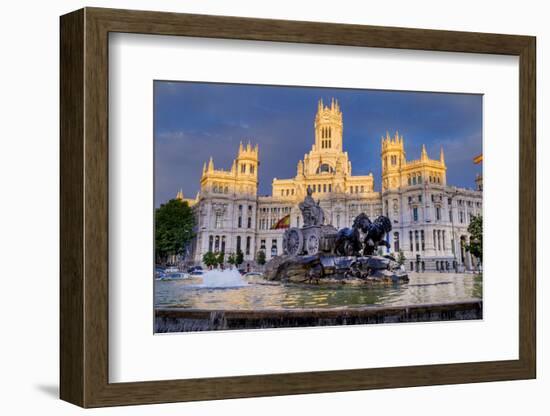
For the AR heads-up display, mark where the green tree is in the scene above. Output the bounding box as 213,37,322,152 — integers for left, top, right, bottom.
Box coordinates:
397,250,406,266
465,215,483,263
155,199,195,264
227,253,236,267
202,251,218,269
235,249,244,267
217,251,225,267
256,250,266,266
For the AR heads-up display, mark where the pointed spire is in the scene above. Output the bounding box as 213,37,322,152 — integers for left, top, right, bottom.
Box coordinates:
421,144,428,160
238,141,244,154
202,161,207,174
440,146,445,164
207,156,214,171
176,189,184,200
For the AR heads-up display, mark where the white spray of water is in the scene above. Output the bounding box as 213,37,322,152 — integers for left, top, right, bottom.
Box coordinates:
201,268,248,288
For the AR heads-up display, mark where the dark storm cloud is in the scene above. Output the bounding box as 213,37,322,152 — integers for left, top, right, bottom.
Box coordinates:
154,81,482,206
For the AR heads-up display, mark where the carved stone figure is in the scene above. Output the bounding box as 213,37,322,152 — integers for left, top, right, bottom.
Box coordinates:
284,189,394,265
299,187,325,226
274,207,405,283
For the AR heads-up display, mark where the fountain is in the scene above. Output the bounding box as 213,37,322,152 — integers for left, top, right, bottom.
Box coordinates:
201,268,248,288
265,189,409,284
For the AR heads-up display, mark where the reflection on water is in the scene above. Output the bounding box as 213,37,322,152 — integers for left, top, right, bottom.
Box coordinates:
155,272,482,310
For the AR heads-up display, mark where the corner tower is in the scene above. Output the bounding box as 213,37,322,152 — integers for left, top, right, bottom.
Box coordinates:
314,98,343,153
381,131,406,191
235,141,259,194
200,141,259,196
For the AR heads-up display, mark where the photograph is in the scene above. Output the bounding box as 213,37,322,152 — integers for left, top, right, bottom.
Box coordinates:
153,81,483,333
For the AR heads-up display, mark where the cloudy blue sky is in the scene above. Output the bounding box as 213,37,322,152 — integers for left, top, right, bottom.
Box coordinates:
154,81,482,206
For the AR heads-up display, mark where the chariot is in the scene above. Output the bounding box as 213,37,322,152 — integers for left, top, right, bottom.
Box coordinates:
282,225,338,256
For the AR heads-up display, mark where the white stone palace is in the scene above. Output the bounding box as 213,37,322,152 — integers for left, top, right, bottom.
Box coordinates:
178,98,482,272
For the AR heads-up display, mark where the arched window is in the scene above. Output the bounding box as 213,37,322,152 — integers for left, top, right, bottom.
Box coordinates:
393,232,400,252
329,126,331,138
316,163,333,174
208,235,213,252
236,236,241,252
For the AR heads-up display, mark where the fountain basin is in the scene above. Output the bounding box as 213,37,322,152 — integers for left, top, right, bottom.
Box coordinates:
155,300,483,332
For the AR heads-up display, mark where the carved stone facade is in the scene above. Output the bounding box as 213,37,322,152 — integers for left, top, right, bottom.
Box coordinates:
181,99,482,272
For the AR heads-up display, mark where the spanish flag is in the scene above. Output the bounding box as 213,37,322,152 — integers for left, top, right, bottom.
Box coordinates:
272,214,291,229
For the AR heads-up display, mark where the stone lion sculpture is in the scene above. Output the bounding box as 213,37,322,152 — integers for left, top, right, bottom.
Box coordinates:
334,213,392,256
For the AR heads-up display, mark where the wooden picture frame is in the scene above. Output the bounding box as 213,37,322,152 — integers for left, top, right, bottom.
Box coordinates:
60,7,536,408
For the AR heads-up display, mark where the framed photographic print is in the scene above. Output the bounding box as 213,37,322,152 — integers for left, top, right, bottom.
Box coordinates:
60,7,536,408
